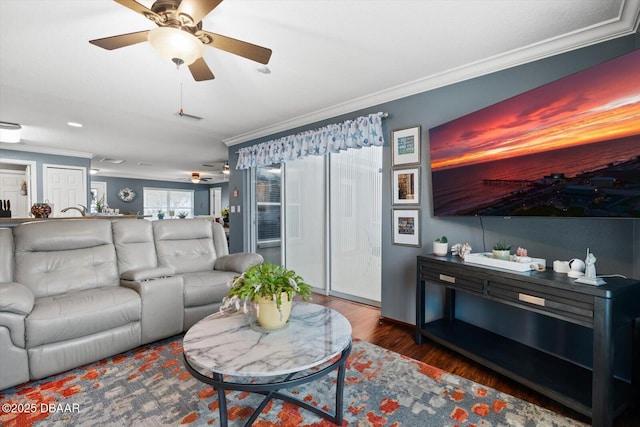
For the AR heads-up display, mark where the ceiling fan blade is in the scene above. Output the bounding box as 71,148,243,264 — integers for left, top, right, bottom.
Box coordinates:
177,0,224,25
113,0,158,19
89,30,150,50
189,57,215,81
202,31,272,64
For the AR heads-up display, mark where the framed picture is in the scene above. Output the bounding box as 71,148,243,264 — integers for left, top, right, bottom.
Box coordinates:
392,167,420,205
392,208,421,247
391,125,421,166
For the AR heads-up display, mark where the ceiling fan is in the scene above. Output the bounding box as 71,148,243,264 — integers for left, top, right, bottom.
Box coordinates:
89,0,272,81
189,172,211,183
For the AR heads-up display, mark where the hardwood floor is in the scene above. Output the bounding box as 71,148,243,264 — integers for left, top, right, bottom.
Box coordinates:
312,293,640,427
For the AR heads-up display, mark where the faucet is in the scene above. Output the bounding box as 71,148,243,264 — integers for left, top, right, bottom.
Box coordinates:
61,204,86,216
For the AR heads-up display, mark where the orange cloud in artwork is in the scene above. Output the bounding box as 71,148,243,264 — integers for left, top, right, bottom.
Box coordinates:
429,50,640,171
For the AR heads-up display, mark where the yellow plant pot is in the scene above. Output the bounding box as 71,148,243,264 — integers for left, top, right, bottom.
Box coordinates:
256,293,292,330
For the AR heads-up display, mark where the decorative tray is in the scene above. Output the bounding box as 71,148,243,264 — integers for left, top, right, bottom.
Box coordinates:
464,252,546,272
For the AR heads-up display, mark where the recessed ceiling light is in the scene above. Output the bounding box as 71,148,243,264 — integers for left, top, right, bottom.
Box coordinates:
67,122,83,128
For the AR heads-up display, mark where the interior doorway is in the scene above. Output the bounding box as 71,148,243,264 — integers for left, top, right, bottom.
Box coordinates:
0,169,29,217
0,159,37,217
90,181,107,214
210,187,222,217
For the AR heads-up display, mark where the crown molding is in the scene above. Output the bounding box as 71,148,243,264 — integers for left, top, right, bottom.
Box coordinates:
224,0,640,147
0,142,94,159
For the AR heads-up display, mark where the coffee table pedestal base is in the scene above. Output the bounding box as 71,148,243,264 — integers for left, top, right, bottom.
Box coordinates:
184,342,352,426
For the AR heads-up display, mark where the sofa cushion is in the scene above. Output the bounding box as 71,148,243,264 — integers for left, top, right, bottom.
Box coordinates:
112,219,158,273
25,287,141,348
14,221,119,299
153,220,217,274
182,271,236,307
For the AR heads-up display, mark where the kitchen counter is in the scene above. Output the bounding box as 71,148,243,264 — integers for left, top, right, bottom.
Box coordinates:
0,215,147,227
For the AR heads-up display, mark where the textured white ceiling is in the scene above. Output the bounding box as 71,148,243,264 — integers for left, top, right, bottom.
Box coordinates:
1,0,638,183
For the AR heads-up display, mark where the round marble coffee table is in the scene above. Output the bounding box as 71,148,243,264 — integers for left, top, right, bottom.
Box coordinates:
182,303,352,427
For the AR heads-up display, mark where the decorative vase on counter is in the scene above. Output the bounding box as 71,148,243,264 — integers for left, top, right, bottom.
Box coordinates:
31,203,52,218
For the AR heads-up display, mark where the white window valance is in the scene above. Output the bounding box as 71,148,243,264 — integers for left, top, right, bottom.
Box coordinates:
235,112,386,170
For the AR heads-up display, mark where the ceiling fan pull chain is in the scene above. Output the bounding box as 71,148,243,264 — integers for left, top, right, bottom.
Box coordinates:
179,83,184,116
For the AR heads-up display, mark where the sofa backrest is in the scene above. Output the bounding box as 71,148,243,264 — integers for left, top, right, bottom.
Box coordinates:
13,220,119,299
112,219,158,274
211,221,229,258
0,228,14,282
153,219,221,274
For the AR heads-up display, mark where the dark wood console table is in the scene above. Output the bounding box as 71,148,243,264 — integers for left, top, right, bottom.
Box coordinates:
416,254,639,427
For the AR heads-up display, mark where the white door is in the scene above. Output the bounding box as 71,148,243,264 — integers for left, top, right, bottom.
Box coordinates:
0,169,29,217
210,187,222,217
44,165,87,217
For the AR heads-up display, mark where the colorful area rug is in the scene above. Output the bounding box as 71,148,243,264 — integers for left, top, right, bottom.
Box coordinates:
0,336,585,426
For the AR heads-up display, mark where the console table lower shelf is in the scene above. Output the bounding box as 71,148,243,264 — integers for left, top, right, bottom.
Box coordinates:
418,318,630,418
416,254,640,427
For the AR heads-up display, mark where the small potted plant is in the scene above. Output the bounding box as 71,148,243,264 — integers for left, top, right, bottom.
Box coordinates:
95,196,105,214
177,211,188,219
221,207,230,225
492,242,511,260
226,263,313,330
433,236,448,256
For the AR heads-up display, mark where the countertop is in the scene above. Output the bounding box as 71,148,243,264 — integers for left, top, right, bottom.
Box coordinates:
0,215,147,227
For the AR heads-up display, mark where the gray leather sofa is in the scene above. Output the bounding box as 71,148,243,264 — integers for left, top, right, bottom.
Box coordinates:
0,218,263,390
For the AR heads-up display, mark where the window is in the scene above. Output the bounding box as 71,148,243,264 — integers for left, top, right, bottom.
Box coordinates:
143,188,194,219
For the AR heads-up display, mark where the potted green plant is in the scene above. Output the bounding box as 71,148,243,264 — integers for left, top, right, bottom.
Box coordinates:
177,211,188,219
226,263,312,330
95,196,104,214
433,236,448,256
492,242,511,260
221,207,230,225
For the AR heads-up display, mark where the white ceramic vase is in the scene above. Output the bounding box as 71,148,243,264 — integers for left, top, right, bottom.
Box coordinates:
492,249,510,260
433,242,449,256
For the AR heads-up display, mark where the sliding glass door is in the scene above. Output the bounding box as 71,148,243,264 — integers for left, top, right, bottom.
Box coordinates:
253,164,282,265
329,146,382,304
251,147,382,305
284,155,326,290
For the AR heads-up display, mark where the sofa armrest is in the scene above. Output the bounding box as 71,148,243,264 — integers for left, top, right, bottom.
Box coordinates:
120,266,174,282
214,253,264,273
0,282,35,316
121,276,183,344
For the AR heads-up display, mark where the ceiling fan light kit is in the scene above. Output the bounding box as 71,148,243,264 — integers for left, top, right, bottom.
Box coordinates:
89,0,272,82
0,121,22,143
147,26,203,66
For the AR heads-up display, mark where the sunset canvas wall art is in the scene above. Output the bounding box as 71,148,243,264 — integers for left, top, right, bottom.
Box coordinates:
429,49,640,217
